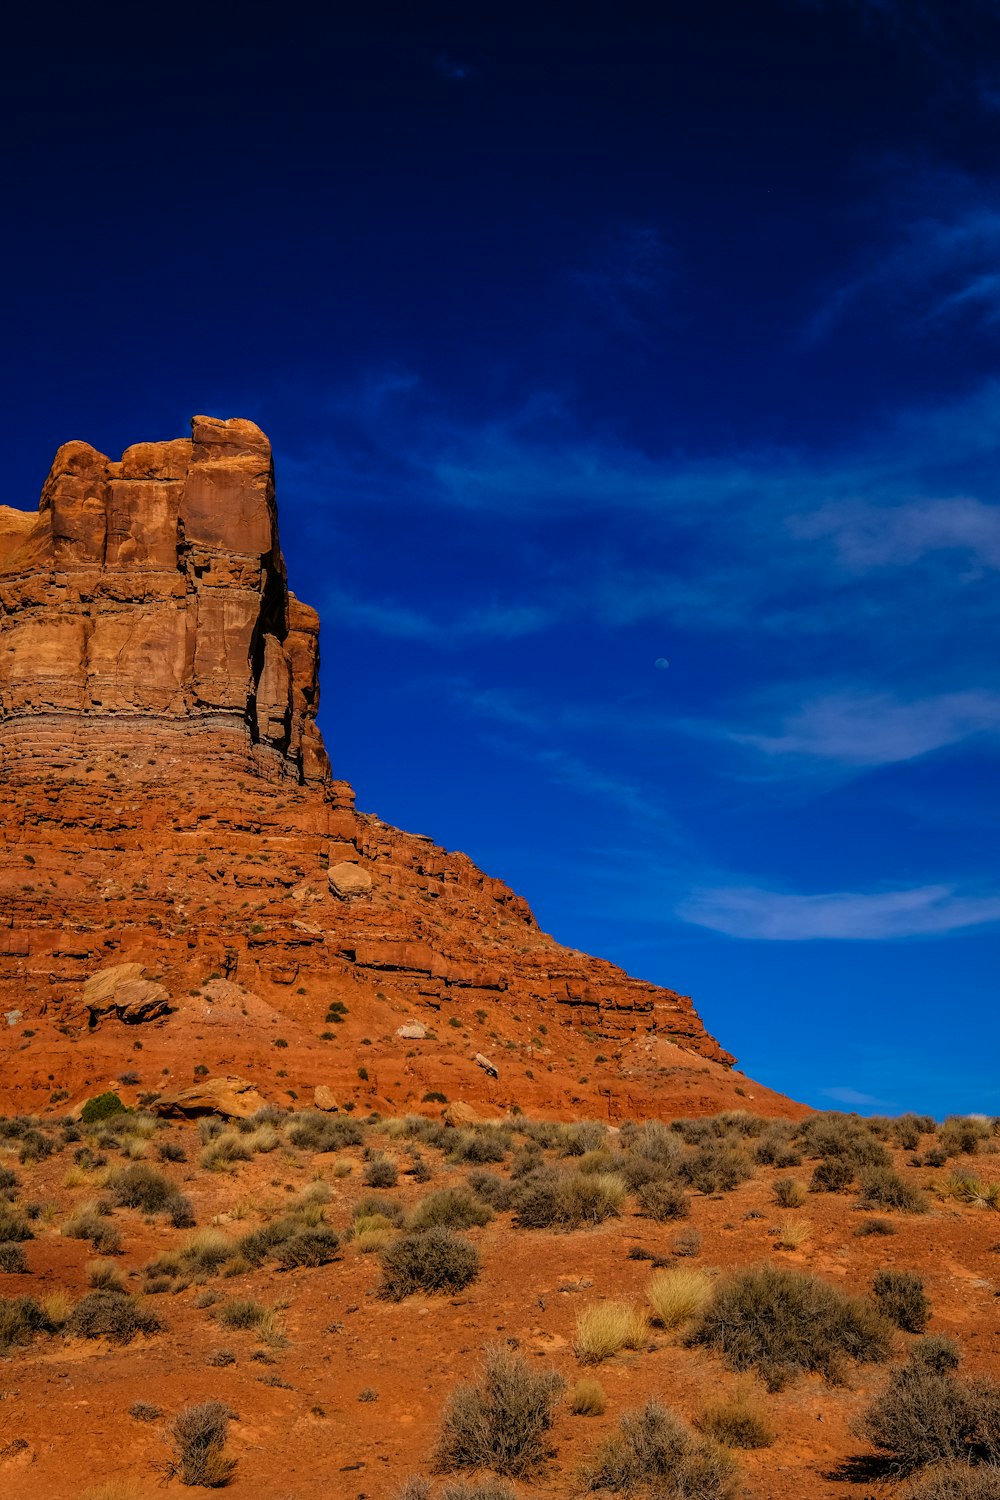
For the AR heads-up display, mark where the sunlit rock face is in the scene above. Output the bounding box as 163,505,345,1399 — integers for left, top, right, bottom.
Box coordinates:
0,415,329,784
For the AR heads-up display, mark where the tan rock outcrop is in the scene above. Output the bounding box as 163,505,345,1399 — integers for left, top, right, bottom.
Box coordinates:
151,1076,269,1120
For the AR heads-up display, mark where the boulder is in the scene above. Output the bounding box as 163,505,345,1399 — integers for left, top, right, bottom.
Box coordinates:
442,1100,506,1127
328,861,373,899
313,1085,339,1112
69,963,171,1028
474,1052,499,1079
396,1023,427,1040
150,1076,269,1120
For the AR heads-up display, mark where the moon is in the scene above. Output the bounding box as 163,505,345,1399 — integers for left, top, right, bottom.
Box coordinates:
654,657,669,670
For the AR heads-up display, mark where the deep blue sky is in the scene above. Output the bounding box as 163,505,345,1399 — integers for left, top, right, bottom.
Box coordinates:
4,1,999,1117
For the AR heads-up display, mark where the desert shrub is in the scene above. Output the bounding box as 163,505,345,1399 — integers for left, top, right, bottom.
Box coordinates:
575,1301,649,1362
939,1117,991,1158
629,1120,684,1166
672,1227,702,1257
151,1228,234,1279
200,1132,253,1170
893,1114,934,1151
857,1166,929,1214
87,1259,126,1292
466,1171,515,1211
619,1154,670,1191
0,1295,52,1351
18,1127,56,1164
908,1463,1000,1499
234,1219,298,1268
287,1111,363,1152
510,1143,546,1179
68,1290,162,1344
857,1360,1000,1475
435,1344,564,1477
169,1400,237,1487
80,1092,126,1125
911,1336,962,1373
680,1144,754,1195
274,1226,340,1269
774,1217,811,1250
514,1170,625,1229
939,1174,1000,1210
379,1228,480,1300
0,1243,28,1273
810,1157,855,1193
410,1188,493,1232
0,1206,33,1242
449,1129,509,1165
363,1154,399,1189
797,1113,890,1170
753,1122,802,1168
647,1268,712,1329
695,1386,774,1449
169,1195,196,1229
63,1205,122,1256
855,1217,896,1237
688,1264,894,1390
562,1122,608,1157
216,1298,268,1331
438,1482,517,1500
130,1402,164,1421
570,1378,607,1416
637,1181,689,1221
352,1194,405,1227
158,1139,187,1163
773,1178,807,1208
107,1163,177,1214
0,1166,18,1197
872,1269,930,1332
580,1401,738,1498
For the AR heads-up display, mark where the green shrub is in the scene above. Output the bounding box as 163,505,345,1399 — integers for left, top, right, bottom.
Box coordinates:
80,1092,127,1125
409,1188,493,1232
68,1290,162,1344
873,1269,930,1332
435,1345,564,1478
580,1401,738,1497
378,1228,480,1300
688,1264,894,1390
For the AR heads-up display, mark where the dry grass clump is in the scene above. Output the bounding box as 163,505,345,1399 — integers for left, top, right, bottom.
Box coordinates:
695,1383,775,1449
773,1178,807,1208
688,1264,894,1390
646,1268,712,1329
0,1295,53,1352
774,1217,812,1250
168,1400,237,1488
215,1298,284,1344
435,1344,564,1477
0,1204,33,1241
200,1132,253,1171
378,1228,480,1300
872,1269,930,1332
63,1203,122,1255
80,1481,149,1500
87,1258,126,1292
569,1378,607,1416
857,1352,1000,1475
575,1301,649,1363
580,1401,738,1498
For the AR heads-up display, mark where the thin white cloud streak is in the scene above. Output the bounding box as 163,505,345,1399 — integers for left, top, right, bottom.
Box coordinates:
677,882,1000,940
732,688,1000,766
324,589,555,645
821,1086,896,1108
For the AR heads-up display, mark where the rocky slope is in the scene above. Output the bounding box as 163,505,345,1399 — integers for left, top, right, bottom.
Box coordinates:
0,418,801,1121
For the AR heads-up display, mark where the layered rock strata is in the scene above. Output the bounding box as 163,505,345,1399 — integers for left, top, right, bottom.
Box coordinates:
0,418,797,1121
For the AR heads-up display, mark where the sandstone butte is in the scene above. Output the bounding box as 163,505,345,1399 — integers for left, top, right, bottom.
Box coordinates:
0,417,803,1123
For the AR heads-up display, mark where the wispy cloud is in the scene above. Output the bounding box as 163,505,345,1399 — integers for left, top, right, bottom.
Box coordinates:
569,225,674,334
821,1086,896,1108
324,589,556,645
731,688,1000,767
677,882,1000,940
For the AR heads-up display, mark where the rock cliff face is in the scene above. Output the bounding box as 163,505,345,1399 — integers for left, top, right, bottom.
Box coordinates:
0,416,328,784
0,419,800,1121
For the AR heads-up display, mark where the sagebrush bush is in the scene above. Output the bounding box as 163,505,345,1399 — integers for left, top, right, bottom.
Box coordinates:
773,1178,807,1208
363,1154,399,1189
0,1242,28,1273
0,1295,52,1351
449,1128,509,1165
107,1164,177,1213
636,1180,689,1221
408,1188,492,1232
0,1205,33,1242
939,1117,991,1158
810,1157,855,1193
646,1268,712,1329
435,1345,564,1477
569,1378,607,1416
680,1143,754,1194
62,1206,122,1256
287,1112,364,1152
513,1170,625,1229
857,1167,929,1214
688,1264,894,1389
466,1171,515,1211
200,1132,253,1170
275,1226,340,1269
911,1336,962,1373
68,1290,162,1344
378,1228,480,1300
580,1401,738,1498
798,1114,890,1171
908,1463,1000,1499
872,1269,930,1332
169,1400,237,1487
855,1217,896,1237
352,1194,405,1227
858,1360,1000,1475
575,1301,648,1363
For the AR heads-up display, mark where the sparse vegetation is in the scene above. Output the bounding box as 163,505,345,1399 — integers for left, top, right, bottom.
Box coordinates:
575,1301,649,1362
580,1401,738,1497
646,1268,712,1329
872,1269,931,1332
435,1345,565,1478
378,1228,480,1300
168,1400,237,1487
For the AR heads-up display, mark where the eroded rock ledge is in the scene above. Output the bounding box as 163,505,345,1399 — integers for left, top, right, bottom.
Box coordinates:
0,416,329,784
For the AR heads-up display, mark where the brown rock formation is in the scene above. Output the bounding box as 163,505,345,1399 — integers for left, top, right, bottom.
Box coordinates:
0,418,803,1122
